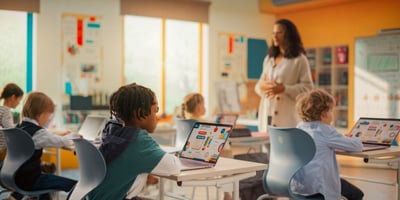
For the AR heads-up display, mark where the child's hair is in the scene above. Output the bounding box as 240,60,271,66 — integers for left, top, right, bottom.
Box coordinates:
0,83,24,100
109,83,156,122
181,93,204,119
296,89,335,122
22,92,55,120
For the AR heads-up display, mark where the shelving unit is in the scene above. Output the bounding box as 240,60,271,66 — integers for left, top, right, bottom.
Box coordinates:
306,45,349,128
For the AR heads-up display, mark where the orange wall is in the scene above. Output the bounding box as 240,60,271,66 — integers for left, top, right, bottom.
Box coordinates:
277,0,400,128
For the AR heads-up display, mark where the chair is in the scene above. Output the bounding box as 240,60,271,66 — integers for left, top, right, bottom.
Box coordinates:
174,118,196,150
67,138,106,200
257,127,324,200
0,128,60,197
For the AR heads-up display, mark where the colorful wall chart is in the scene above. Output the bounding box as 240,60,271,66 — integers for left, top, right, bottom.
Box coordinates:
61,13,103,96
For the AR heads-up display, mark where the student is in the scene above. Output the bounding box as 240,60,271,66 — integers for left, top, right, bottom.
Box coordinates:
10,92,79,200
179,92,206,121
0,83,24,159
292,89,364,200
179,92,233,200
255,18,313,132
88,83,181,200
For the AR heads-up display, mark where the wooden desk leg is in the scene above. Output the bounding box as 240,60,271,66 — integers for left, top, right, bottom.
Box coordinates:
159,178,165,200
397,159,400,200
55,148,61,200
233,179,240,200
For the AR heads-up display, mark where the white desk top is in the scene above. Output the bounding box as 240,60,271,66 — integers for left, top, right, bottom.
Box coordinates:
155,157,267,182
336,146,400,159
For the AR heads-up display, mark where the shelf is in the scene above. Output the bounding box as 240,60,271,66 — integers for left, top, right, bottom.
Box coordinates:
306,45,349,128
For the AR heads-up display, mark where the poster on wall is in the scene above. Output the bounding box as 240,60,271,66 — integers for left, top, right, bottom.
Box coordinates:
61,13,103,96
354,34,400,120
218,33,247,101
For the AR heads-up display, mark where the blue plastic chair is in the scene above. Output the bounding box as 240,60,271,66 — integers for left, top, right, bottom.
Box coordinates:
0,128,60,197
257,127,324,200
67,138,106,200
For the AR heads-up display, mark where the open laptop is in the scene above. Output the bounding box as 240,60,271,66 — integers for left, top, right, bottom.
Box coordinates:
77,115,107,143
178,122,233,171
215,113,239,126
347,117,400,151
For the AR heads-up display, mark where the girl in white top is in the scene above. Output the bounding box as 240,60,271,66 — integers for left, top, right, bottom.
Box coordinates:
0,83,24,157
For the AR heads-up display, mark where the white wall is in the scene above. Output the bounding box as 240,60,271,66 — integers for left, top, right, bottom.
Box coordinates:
36,0,122,104
208,0,275,114
35,0,274,118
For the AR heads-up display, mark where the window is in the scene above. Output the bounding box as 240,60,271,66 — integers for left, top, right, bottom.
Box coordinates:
124,15,208,114
0,10,33,116
0,10,28,90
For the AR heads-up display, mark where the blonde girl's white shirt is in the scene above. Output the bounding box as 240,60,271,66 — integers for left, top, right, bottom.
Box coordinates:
23,117,79,149
255,54,313,132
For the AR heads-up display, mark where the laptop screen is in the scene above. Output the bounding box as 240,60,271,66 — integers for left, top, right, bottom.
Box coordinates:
348,118,400,145
79,115,107,141
179,122,232,164
216,114,239,126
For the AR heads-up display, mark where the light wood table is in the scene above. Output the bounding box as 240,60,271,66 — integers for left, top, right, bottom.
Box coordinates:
337,146,400,200
155,157,267,200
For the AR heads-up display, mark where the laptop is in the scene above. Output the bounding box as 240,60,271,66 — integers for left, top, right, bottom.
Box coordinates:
347,117,400,151
178,122,233,171
77,115,107,143
215,113,239,126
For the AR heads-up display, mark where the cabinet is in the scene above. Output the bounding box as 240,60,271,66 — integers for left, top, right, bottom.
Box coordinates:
306,45,349,128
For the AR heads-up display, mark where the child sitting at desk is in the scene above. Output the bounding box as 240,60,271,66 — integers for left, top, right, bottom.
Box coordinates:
178,92,233,200
0,83,24,159
88,83,181,200
10,91,79,200
292,89,364,200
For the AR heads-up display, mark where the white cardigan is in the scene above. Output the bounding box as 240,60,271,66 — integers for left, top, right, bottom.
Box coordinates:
255,54,313,132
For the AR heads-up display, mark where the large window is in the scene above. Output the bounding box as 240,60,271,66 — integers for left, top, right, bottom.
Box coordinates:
0,10,33,116
124,15,208,114
0,10,28,90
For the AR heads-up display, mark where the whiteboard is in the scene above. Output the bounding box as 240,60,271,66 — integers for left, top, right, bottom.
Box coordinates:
354,34,400,120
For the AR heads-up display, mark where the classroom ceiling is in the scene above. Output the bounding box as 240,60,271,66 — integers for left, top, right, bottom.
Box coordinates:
259,0,363,14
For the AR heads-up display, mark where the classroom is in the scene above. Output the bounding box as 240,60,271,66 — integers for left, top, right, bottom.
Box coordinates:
1,0,400,199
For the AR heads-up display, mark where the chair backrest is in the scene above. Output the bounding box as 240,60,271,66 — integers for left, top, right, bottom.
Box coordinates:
0,128,57,195
263,127,316,197
174,118,197,150
67,138,106,200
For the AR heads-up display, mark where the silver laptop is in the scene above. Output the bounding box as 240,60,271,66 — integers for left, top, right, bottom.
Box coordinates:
178,122,233,171
215,113,239,126
78,115,107,143
347,117,400,151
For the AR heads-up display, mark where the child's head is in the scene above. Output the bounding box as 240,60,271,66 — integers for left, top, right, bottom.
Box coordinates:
22,92,55,127
109,83,158,132
296,89,335,124
0,83,24,108
181,93,205,119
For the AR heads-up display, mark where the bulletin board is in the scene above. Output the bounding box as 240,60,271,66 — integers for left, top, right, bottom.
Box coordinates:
217,33,247,103
61,13,104,96
247,38,268,79
218,33,247,82
354,34,400,119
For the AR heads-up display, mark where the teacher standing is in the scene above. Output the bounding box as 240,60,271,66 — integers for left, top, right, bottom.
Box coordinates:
255,19,313,132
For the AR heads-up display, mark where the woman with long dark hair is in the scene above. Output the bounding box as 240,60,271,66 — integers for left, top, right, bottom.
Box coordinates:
255,19,314,132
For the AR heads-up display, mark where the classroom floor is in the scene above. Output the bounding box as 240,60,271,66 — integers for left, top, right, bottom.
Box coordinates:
0,149,397,200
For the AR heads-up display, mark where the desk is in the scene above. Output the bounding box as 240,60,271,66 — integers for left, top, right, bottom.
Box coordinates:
155,157,267,200
336,146,400,200
228,132,269,153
